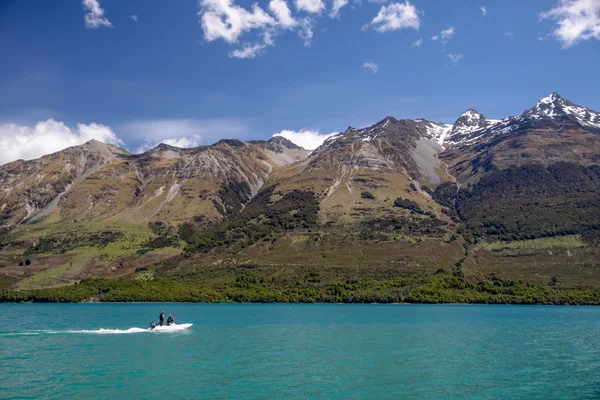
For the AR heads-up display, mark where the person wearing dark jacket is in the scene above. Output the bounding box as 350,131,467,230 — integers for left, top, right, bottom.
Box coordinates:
159,311,165,326
166,314,174,326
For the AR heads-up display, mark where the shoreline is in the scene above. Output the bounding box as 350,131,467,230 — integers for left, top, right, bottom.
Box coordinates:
2,300,597,306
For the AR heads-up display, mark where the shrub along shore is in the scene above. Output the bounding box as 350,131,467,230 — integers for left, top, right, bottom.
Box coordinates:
2,270,599,305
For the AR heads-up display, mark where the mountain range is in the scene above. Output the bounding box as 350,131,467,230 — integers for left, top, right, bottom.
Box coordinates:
1,92,599,298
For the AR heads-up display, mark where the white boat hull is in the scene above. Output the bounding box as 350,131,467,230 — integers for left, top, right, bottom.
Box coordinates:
150,323,193,332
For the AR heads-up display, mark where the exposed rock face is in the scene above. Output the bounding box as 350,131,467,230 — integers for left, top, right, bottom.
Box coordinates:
308,117,451,182
0,137,308,226
441,93,600,183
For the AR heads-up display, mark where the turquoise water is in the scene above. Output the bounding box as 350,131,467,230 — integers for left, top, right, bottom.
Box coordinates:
1,304,599,399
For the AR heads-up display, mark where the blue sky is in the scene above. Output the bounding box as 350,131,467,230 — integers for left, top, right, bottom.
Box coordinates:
0,0,599,163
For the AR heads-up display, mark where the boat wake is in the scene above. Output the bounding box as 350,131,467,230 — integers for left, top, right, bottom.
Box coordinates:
0,324,193,336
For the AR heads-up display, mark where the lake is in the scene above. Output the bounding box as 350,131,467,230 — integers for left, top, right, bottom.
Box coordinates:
1,304,599,399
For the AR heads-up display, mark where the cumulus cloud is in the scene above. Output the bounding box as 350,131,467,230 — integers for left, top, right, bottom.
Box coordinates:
539,0,600,48
432,26,455,42
270,0,297,28
370,1,421,32
412,37,423,46
480,6,487,16
199,0,319,56
330,0,349,17
130,15,138,22
294,0,325,14
199,0,275,43
362,62,378,73
121,118,249,153
82,0,112,29
0,119,122,166
446,53,463,65
273,129,337,150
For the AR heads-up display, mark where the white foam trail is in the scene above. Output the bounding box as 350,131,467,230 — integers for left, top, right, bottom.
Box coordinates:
67,327,150,335
0,324,193,336
0,332,42,336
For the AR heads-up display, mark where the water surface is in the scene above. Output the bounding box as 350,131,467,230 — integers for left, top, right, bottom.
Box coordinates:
1,304,599,399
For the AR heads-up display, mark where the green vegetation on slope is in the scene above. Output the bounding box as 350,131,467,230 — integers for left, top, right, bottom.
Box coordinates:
453,162,600,242
185,187,319,252
2,267,599,304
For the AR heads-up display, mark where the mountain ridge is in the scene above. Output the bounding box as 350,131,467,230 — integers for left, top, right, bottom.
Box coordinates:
1,92,600,296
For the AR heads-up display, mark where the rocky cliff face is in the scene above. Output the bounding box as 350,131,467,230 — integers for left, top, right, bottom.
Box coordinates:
0,137,308,227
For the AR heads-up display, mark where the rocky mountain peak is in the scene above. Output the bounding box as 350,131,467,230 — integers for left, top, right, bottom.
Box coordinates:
268,135,303,150
454,109,487,128
443,108,499,146
520,92,600,129
522,92,570,118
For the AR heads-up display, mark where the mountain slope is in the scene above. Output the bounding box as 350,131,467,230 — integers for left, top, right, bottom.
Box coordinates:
442,93,600,182
1,93,600,294
0,137,309,227
434,93,600,287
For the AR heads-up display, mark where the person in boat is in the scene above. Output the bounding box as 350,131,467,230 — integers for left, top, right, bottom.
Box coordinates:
150,322,157,330
159,311,165,326
166,314,174,326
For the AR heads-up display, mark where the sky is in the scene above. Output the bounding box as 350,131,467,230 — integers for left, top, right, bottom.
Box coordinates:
0,0,599,164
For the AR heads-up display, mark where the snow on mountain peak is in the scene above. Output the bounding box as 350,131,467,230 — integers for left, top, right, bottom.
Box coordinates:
320,93,600,151
524,92,569,118
414,119,453,145
460,109,486,125
522,93,600,129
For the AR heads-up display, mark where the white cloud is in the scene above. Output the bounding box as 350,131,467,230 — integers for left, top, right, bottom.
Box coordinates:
330,0,349,17
269,0,297,28
130,15,138,22
134,135,203,154
441,27,455,40
273,129,337,150
230,42,268,58
446,53,463,65
83,0,112,29
199,0,276,43
298,18,315,45
539,0,600,48
432,26,455,42
505,31,515,38
480,6,487,16
294,0,325,14
0,119,122,166
370,1,421,32
412,37,423,46
362,62,378,73
199,0,318,56
121,118,249,153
